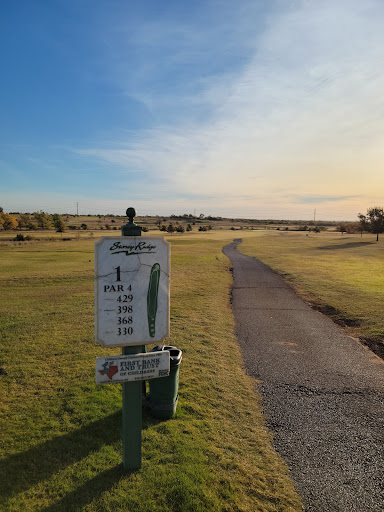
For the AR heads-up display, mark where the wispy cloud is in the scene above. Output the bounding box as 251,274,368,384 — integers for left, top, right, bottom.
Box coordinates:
7,0,384,219
72,0,384,220
293,195,361,205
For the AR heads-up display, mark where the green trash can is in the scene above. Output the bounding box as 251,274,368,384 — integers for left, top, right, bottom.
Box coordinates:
148,345,182,419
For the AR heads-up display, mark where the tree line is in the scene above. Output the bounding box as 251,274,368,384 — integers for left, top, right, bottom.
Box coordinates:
1,207,383,240
335,207,384,241
357,207,384,241
0,210,66,232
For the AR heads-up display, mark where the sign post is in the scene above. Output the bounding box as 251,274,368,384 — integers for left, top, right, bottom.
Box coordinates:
95,207,170,470
122,345,142,470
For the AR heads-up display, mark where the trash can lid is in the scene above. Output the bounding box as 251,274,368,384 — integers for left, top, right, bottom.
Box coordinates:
150,345,182,367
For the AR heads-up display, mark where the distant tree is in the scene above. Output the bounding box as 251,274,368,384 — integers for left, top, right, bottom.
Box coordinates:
336,222,348,235
0,207,3,213
52,214,66,232
357,220,365,237
167,223,175,234
186,224,192,231
33,211,52,230
358,207,384,241
52,213,65,233
0,212,18,230
80,223,88,230
176,225,185,233
18,213,33,230
345,222,361,235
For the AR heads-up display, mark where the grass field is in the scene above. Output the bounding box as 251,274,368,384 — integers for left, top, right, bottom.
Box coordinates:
238,230,384,355
0,234,301,511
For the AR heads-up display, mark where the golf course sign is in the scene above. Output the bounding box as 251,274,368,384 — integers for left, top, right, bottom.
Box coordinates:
95,236,170,347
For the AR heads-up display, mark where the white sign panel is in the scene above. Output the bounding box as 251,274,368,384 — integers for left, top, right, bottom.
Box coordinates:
95,237,170,347
95,351,170,384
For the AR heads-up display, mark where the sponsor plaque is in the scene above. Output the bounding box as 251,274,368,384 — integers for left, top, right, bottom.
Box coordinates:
95,351,170,384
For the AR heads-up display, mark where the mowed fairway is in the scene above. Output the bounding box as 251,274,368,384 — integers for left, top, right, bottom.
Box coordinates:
0,235,301,512
239,231,384,349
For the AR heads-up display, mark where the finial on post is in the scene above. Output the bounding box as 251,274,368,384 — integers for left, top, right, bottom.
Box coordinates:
126,207,136,224
122,207,142,237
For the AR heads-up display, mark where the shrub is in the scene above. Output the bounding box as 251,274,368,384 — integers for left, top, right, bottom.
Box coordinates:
14,234,33,241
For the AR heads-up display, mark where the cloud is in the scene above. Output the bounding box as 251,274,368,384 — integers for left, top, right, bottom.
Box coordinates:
68,0,384,219
293,195,361,205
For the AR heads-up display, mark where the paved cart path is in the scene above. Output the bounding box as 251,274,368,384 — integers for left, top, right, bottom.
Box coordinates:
223,240,384,512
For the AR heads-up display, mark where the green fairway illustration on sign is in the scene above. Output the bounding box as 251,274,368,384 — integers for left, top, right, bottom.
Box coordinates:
95,237,170,347
147,263,160,337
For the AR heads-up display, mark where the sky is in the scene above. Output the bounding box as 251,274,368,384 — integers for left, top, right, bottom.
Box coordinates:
1,0,384,220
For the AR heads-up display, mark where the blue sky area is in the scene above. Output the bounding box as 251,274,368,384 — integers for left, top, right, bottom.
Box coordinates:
1,0,384,219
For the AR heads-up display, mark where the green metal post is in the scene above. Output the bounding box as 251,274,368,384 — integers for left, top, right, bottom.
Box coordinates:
121,207,144,471
122,345,143,470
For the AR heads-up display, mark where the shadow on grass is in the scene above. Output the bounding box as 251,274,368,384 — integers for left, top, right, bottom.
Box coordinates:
1,408,164,509
1,412,121,504
317,241,375,250
41,465,127,512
